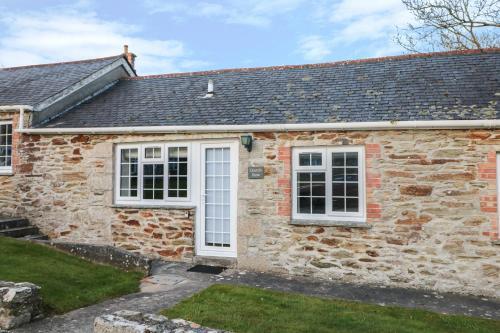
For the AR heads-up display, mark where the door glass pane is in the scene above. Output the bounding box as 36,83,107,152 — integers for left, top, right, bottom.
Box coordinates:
205,147,231,247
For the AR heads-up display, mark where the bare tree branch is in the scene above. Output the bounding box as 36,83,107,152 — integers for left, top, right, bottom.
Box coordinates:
395,0,499,52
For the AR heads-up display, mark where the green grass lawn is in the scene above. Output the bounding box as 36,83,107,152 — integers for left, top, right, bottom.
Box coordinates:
162,284,500,333
0,237,144,314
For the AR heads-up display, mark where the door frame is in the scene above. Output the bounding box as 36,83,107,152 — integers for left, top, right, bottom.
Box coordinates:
195,141,239,258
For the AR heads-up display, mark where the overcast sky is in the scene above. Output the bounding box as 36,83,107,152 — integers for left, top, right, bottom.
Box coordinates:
0,0,414,75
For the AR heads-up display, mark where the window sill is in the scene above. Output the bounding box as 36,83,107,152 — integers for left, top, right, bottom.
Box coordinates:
291,219,372,228
112,204,196,210
0,171,13,176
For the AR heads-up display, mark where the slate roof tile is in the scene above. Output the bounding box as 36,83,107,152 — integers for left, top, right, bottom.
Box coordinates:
0,55,123,106
7,49,500,128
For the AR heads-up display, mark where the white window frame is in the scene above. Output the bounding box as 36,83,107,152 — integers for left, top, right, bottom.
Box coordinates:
0,121,13,175
114,142,191,205
292,146,366,223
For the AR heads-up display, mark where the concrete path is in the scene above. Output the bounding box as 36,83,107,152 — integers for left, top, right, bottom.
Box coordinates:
14,261,500,332
13,262,213,333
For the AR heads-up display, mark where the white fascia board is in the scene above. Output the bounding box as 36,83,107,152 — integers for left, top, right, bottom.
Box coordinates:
17,119,500,135
0,105,33,112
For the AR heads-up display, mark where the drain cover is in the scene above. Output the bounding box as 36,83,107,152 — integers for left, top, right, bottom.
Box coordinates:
187,265,226,275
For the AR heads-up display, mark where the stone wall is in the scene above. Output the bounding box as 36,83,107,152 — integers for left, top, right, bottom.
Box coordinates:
0,111,25,217
12,132,216,261
0,281,43,330
94,310,230,333
4,129,500,297
237,130,500,298
112,207,194,261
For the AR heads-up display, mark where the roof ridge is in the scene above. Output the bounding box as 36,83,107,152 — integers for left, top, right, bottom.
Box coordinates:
126,48,500,80
0,54,124,71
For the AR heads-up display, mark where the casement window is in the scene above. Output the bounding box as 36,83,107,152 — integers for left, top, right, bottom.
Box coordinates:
115,143,190,204
292,146,366,222
0,122,13,175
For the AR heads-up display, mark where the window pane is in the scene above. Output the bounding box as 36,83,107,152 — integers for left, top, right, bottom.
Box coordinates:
143,163,164,200
179,163,188,176
168,147,189,198
144,177,153,188
346,198,359,212
332,183,344,196
299,197,311,214
0,124,12,168
145,147,161,159
120,147,139,200
154,190,164,200
346,168,358,181
120,177,129,189
178,147,188,162
346,152,358,166
311,172,325,181
311,183,325,196
296,171,325,215
298,173,310,181
332,168,344,181
333,153,344,166
311,153,322,166
346,183,358,196
330,151,361,214
299,153,310,166
332,197,345,212
144,165,154,175
312,198,325,214
298,183,310,196
120,164,129,176
299,152,322,166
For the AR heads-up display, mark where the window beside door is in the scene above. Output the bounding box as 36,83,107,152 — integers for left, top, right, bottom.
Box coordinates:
292,146,366,223
115,143,190,204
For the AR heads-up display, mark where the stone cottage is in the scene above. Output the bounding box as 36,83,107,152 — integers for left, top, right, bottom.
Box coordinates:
0,47,499,297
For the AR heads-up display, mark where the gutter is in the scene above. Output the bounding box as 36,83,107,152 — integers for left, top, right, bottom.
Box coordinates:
16,119,500,134
0,105,34,130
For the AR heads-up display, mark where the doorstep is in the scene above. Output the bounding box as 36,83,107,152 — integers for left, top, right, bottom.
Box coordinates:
193,256,237,268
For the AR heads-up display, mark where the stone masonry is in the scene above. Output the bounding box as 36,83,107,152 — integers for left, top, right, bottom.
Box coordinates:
0,281,43,330
94,310,230,333
1,129,499,297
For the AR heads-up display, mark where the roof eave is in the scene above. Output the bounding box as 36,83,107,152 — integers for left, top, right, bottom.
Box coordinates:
17,119,500,135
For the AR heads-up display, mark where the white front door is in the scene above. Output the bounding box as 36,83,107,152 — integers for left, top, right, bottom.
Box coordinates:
197,142,238,257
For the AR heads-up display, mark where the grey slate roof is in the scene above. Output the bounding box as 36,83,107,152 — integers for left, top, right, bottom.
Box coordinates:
41,50,500,128
0,56,123,106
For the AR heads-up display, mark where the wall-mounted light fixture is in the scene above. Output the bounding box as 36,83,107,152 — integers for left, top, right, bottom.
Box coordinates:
240,135,253,152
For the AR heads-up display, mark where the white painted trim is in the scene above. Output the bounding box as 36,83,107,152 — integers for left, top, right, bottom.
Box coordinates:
18,119,500,134
0,105,33,112
292,146,366,223
33,58,135,112
197,141,238,258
